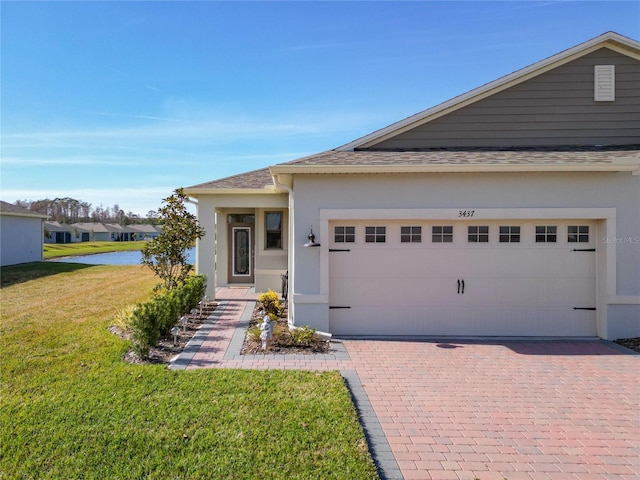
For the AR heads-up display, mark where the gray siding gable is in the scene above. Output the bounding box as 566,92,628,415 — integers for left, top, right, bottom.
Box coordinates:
369,48,640,149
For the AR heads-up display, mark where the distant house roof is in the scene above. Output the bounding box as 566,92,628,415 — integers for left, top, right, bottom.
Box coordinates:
71,222,110,233
43,222,161,235
0,201,48,219
44,221,75,232
129,224,162,234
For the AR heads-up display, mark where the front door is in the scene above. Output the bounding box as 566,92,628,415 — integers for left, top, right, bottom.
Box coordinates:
228,224,254,283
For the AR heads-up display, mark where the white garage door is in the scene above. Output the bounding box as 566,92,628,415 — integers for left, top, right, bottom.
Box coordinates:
329,220,596,337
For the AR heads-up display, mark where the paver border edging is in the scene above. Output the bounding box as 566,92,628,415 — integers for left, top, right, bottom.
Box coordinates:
341,369,403,480
169,302,228,370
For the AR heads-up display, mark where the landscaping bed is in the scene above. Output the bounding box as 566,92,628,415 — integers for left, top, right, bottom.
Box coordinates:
112,300,219,365
614,337,640,353
240,304,331,355
116,296,331,365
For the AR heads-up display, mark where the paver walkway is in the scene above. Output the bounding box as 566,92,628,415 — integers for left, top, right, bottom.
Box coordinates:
172,287,640,480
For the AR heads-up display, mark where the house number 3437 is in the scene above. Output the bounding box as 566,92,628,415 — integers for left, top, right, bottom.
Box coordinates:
458,210,475,218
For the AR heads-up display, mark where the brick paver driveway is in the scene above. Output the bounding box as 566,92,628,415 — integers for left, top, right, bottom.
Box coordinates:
344,339,639,480
179,291,638,480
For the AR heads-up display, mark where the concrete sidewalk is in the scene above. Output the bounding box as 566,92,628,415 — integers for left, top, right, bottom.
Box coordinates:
170,287,640,480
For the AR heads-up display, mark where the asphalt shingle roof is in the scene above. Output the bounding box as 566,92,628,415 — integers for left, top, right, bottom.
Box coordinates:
0,200,47,218
284,145,640,167
188,167,273,189
188,146,640,191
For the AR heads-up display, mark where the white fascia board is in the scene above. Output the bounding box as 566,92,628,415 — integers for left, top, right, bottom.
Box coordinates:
338,33,640,151
270,162,640,176
184,186,279,196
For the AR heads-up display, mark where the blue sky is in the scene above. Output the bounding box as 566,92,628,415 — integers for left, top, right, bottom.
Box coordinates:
2,1,639,216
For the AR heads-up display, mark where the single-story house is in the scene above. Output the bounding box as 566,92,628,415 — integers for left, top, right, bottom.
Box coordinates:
44,221,75,244
70,222,111,242
1,201,48,266
185,32,640,341
43,222,162,243
129,224,162,240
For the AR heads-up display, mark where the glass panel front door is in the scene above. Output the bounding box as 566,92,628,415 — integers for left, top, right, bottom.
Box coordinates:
233,227,250,276
229,224,254,283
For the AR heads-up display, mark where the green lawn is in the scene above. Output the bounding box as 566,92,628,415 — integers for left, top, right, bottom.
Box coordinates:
44,240,149,259
0,263,378,479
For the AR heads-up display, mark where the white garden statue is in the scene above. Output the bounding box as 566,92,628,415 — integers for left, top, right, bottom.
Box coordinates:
259,315,273,351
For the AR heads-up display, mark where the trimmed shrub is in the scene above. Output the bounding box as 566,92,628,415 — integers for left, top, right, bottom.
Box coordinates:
258,290,281,316
130,275,206,357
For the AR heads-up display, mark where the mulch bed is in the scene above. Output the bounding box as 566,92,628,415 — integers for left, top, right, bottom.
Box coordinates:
239,305,331,355
113,301,219,365
613,337,640,353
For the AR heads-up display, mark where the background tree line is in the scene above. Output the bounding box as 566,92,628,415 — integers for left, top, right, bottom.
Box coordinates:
14,197,160,225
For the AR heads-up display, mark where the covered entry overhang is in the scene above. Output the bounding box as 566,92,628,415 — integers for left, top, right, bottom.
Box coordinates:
184,183,290,299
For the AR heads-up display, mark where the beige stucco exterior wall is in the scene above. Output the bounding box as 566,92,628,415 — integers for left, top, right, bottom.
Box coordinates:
289,171,639,340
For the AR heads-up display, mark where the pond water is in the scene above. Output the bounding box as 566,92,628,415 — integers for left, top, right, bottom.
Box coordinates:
49,248,196,266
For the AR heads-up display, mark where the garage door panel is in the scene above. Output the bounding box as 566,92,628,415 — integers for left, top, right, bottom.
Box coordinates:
330,275,456,306
329,220,596,337
331,305,596,337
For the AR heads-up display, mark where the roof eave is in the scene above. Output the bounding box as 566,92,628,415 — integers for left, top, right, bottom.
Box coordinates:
184,185,281,196
270,162,640,175
1,211,49,220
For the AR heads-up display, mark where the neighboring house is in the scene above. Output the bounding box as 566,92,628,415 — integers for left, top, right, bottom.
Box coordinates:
71,223,111,242
44,221,83,244
104,224,130,242
129,224,162,240
0,201,48,266
104,223,156,241
185,32,640,340
44,222,161,243
44,222,74,243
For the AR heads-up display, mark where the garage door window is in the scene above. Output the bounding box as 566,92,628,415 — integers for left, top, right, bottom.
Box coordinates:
468,226,489,243
365,226,386,243
499,226,520,243
401,226,422,243
568,225,589,243
536,225,557,243
432,226,453,243
334,226,355,243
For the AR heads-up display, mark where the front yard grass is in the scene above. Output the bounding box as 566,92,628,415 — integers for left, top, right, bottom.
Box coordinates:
44,240,149,259
0,263,378,479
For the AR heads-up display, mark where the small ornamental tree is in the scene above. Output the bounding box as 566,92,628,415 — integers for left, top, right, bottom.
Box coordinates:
141,188,205,290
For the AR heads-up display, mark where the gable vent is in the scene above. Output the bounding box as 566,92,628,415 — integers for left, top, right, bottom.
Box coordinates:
594,65,615,101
